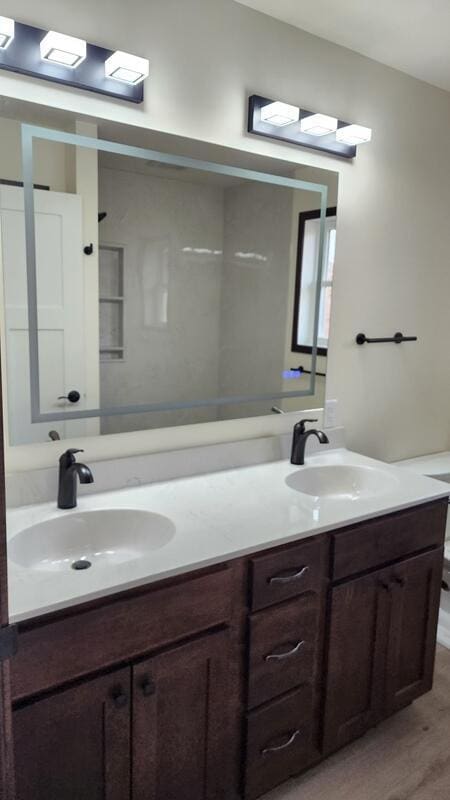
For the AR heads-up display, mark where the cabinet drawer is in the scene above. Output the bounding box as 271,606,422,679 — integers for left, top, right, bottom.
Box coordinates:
245,685,318,800
12,565,234,701
332,500,447,581
247,594,320,709
250,537,327,611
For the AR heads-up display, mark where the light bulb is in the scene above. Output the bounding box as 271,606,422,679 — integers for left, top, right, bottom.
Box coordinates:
300,113,338,137
260,101,300,127
40,31,87,68
105,51,149,85
336,124,372,145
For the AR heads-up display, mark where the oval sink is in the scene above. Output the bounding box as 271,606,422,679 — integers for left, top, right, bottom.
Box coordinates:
9,509,176,572
285,464,395,500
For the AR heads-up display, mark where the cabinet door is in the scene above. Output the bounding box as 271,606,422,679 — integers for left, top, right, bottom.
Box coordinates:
385,548,443,715
322,567,391,753
132,630,230,800
13,667,131,800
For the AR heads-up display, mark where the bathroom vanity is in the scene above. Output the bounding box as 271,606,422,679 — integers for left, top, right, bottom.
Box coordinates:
0,108,340,798
0,30,448,800
7,450,448,800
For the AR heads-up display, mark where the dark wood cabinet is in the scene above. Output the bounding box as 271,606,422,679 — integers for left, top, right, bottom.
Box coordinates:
13,631,232,800
250,538,327,611
331,501,447,581
9,499,447,800
11,566,233,702
384,548,442,715
132,631,230,800
245,685,317,800
323,565,392,752
323,546,444,754
244,542,328,799
14,667,131,800
247,593,321,709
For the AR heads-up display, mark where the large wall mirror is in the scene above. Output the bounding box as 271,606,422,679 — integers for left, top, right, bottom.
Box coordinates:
0,102,338,446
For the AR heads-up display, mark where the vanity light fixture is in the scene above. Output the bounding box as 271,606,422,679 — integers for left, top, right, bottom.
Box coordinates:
0,16,14,49
300,113,337,137
105,51,149,85
336,124,372,145
40,30,86,68
260,101,300,127
248,94,372,159
0,18,147,102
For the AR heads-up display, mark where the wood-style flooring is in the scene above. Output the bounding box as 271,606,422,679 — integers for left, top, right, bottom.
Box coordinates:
267,646,450,800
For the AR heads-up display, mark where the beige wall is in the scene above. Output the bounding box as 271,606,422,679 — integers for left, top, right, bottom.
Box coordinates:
2,0,450,463
0,117,69,190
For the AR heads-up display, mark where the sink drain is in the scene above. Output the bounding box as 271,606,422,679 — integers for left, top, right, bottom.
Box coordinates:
71,559,92,571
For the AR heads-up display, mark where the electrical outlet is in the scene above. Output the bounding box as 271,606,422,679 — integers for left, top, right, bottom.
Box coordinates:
325,399,339,428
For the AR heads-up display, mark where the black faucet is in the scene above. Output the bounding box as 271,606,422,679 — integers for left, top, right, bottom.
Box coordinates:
291,419,329,466
57,449,94,509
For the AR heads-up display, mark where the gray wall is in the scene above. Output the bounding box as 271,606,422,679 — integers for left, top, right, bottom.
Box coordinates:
219,182,294,419
98,167,296,429
99,166,224,433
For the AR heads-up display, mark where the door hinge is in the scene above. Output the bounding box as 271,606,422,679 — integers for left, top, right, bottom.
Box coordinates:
0,625,18,662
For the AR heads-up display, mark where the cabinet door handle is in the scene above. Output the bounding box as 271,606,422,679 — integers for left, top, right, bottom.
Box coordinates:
111,688,128,708
261,729,301,755
268,566,309,585
265,640,305,661
140,676,156,697
378,580,392,592
393,575,406,587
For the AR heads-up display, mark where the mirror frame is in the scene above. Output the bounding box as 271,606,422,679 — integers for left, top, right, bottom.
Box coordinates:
20,123,328,424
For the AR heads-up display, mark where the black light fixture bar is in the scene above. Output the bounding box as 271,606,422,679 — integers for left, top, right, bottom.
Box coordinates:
248,94,357,159
0,20,144,103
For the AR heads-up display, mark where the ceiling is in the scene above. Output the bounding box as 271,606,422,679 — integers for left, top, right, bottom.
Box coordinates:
235,0,450,92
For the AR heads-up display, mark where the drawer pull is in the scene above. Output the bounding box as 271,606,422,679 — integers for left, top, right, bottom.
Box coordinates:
265,640,305,661
268,566,309,585
261,729,301,755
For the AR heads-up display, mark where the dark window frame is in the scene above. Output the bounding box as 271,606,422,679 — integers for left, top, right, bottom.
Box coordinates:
291,205,337,356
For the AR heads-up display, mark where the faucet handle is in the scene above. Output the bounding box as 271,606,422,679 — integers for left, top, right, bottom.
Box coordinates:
297,418,318,434
59,448,84,466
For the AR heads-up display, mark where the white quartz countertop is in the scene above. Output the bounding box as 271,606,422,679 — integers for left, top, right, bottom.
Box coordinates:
7,447,450,623
396,450,450,480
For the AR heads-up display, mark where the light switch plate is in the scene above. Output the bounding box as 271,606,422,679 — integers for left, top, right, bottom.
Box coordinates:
325,399,339,428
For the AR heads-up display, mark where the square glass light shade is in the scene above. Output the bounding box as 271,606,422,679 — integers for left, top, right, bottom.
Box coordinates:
105,51,149,85
40,31,87,67
336,124,372,145
300,113,338,137
0,16,14,50
260,101,300,127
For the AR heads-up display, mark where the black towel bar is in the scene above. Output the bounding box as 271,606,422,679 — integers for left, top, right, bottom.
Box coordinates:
356,332,417,345
291,365,327,377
